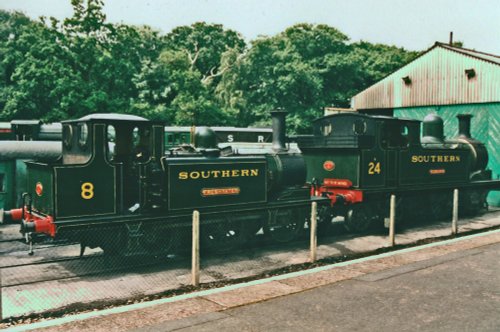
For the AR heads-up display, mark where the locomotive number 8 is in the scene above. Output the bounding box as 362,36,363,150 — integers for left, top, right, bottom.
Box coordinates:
368,162,381,175
81,182,94,200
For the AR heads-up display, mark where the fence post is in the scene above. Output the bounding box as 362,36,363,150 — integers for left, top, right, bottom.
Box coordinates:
310,202,318,262
389,194,396,246
192,210,200,287
0,268,3,321
452,189,459,235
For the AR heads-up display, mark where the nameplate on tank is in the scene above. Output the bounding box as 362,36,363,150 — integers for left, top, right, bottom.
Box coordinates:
411,155,461,163
201,187,240,197
167,159,267,210
178,169,259,180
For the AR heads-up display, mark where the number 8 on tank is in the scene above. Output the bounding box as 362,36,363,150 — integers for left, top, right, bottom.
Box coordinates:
81,182,94,200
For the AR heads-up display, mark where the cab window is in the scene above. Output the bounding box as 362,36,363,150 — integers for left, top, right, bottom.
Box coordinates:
321,121,332,136
381,123,409,149
133,127,151,161
78,123,89,149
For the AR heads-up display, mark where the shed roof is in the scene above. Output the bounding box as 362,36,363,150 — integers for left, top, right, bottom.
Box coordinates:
435,42,500,65
351,42,500,110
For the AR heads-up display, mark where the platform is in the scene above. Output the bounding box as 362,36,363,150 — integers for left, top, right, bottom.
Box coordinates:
3,226,500,331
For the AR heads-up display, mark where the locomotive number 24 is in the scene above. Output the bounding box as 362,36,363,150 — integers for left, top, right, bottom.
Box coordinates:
81,182,94,200
368,162,381,175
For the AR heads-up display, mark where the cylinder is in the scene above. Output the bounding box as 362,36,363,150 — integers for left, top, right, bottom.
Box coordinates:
271,110,287,152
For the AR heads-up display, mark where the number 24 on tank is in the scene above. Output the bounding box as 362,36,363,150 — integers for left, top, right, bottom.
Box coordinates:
368,162,381,175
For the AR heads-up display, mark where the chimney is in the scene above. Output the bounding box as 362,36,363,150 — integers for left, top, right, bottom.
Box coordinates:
457,114,473,138
271,110,287,152
449,32,453,45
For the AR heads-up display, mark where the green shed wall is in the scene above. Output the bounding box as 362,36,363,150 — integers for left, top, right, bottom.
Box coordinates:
394,102,500,207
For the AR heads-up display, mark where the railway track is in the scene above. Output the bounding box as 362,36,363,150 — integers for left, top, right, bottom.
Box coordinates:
1,254,180,288
2,209,499,289
0,221,314,288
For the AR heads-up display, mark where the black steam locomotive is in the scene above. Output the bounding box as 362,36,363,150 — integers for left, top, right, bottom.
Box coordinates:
16,110,500,255
20,112,316,255
298,112,500,232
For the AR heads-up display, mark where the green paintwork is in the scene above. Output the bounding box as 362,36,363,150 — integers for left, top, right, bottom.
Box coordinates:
0,161,15,210
0,160,30,211
27,163,54,216
166,157,267,211
360,149,385,188
395,102,500,206
55,124,117,219
303,151,359,187
54,158,116,218
27,123,118,219
399,148,470,186
165,132,191,148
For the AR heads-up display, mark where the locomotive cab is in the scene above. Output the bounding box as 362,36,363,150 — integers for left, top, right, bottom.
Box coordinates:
22,114,165,238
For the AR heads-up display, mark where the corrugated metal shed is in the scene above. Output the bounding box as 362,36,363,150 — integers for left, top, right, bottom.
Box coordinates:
351,43,500,110
350,42,500,206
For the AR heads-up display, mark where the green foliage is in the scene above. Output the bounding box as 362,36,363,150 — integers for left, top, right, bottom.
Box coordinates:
351,41,419,87
0,1,165,121
0,12,82,121
218,24,356,133
133,22,245,126
0,4,419,130
164,22,245,83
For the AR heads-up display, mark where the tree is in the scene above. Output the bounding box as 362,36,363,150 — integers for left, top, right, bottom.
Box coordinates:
0,5,419,126
218,24,419,133
351,41,419,88
164,22,245,87
0,11,84,121
218,24,354,133
0,10,40,119
1,1,166,121
133,22,245,126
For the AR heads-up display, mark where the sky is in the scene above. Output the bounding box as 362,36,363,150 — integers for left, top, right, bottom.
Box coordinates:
1,0,499,54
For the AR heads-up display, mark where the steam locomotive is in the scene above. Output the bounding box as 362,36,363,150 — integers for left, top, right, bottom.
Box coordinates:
13,110,500,255
298,112,500,232
19,112,315,255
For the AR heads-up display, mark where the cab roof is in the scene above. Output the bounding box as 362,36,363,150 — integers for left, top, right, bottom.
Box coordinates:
62,113,152,124
314,112,420,124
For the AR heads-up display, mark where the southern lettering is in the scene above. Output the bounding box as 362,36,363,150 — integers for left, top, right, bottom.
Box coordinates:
411,155,461,163
179,169,259,180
